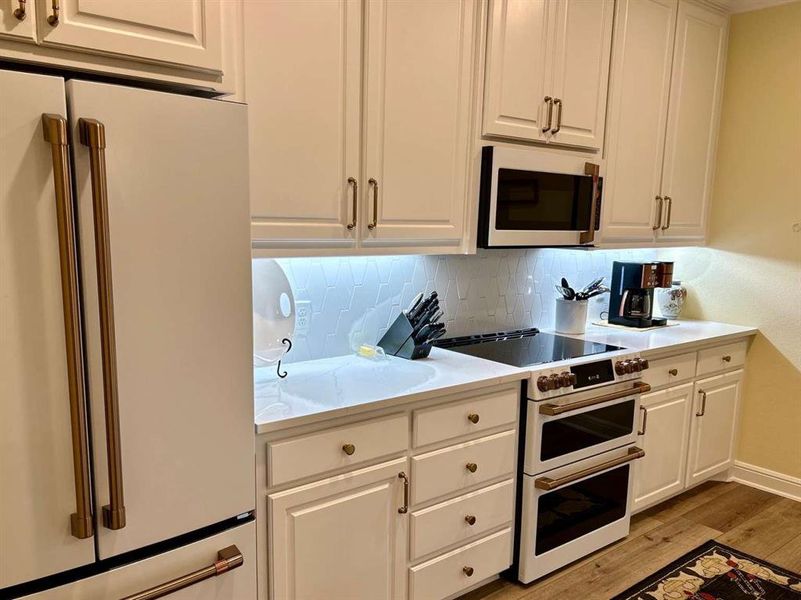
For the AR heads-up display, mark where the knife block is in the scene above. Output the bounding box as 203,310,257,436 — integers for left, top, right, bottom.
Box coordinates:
377,313,433,360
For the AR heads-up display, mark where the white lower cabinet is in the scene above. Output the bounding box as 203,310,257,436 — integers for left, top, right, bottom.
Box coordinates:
633,383,694,512
261,385,520,600
268,458,409,600
686,370,743,487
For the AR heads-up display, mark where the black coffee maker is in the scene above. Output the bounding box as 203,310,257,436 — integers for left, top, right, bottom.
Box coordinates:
609,261,674,328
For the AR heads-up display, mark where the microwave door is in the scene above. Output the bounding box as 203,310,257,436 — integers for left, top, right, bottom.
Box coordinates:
67,80,255,559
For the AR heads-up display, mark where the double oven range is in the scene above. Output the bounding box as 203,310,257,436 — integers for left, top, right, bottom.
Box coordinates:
435,329,650,583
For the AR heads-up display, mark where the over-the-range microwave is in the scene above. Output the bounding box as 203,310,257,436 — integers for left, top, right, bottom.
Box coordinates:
478,146,603,248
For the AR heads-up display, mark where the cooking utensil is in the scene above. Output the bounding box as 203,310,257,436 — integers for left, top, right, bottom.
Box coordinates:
405,292,423,316
560,278,575,300
555,285,572,300
579,277,604,296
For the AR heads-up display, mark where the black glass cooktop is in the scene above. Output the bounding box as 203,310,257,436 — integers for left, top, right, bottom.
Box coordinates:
432,328,624,367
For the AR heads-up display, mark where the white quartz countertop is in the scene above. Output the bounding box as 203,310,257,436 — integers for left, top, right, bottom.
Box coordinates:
570,319,757,357
254,347,527,433
254,319,756,434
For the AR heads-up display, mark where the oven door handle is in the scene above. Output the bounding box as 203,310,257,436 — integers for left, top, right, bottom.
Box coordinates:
534,447,645,491
538,382,651,416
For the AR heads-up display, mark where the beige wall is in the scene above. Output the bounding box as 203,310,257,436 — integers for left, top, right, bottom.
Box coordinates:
675,1,801,479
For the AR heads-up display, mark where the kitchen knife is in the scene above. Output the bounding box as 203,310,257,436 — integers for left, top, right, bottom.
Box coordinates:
405,292,424,316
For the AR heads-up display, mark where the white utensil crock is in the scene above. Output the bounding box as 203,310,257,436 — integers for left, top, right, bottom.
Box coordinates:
555,298,588,335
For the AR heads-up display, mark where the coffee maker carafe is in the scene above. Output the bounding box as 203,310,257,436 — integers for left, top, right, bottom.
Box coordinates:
609,261,673,328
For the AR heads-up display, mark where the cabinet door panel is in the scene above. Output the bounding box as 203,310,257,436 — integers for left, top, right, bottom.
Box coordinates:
686,371,743,487
35,0,222,72
247,0,360,249
549,0,614,149
268,459,408,600
601,0,677,242
483,0,550,141
1,0,36,41
633,384,693,512
660,1,727,242
363,0,475,246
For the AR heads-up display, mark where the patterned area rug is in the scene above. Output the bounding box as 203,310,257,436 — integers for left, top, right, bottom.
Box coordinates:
612,540,801,599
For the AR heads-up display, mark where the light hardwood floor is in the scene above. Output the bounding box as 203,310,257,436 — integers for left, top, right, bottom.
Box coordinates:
460,482,801,600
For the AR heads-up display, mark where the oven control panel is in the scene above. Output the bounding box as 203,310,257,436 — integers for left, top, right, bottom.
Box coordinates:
530,353,647,400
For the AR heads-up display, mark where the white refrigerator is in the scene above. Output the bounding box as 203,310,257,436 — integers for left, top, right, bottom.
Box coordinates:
0,69,255,599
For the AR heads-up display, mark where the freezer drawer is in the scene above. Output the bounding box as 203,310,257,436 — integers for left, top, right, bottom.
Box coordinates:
19,521,256,600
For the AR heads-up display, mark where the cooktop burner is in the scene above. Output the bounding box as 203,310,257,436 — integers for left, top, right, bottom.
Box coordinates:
432,328,624,367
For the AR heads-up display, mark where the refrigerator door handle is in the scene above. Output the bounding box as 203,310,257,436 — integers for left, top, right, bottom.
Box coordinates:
78,117,127,531
120,545,244,600
41,114,95,540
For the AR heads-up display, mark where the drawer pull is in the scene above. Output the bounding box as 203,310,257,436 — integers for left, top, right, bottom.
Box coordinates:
121,545,243,600
465,462,478,473
342,443,356,456
463,566,474,577
464,514,476,526
467,413,480,424
722,355,732,362
398,471,409,514
668,368,678,376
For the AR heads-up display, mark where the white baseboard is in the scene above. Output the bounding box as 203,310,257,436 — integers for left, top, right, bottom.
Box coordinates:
729,461,801,502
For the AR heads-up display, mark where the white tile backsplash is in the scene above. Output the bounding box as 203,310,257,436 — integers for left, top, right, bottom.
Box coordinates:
255,248,668,364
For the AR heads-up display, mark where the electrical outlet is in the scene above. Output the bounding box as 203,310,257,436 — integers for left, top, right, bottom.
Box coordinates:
295,301,311,336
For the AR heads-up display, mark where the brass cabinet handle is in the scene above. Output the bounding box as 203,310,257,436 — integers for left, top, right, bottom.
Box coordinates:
346,177,357,230
463,566,474,577
13,0,26,20
668,368,678,376
47,0,59,25
465,462,478,473
696,390,707,417
653,196,663,230
638,406,648,436
661,196,673,230
464,514,476,526
535,447,645,491
367,178,378,230
42,114,94,540
467,413,479,424
542,96,553,133
722,355,732,362
539,382,651,416
398,472,409,514
79,118,126,531
552,98,563,134
342,443,356,456
120,545,243,600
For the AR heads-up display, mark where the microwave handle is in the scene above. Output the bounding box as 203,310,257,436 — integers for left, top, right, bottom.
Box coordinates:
579,162,600,244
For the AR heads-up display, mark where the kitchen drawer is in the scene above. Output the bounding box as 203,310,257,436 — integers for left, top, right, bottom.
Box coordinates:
413,388,518,448
411,430,515,505
21,521,256,599
409,528,512,600
267,414,408,487
410,479,514,560
696,341,748,377
642,352,697,389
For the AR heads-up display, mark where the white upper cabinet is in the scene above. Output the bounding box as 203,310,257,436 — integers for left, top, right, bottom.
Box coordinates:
1,0,36,41
247,0,477,255
547,0,614,149
34,0,222,73
483,0,613,150
247,0,361,250
601,0,727,245
483,0,550,142
362,0,475,247
602,0,678,242
659,1,727,242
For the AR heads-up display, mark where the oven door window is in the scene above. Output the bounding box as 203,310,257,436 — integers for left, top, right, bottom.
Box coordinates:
535,464,630,556
495,168,600,231
540,399,636,462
